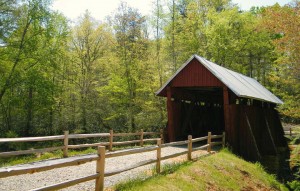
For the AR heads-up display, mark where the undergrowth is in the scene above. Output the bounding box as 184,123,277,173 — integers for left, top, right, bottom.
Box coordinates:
0,147,96,167
0,144,153,167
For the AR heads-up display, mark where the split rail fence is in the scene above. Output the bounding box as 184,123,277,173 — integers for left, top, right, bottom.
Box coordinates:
284,128,299,138
0,129,163,158
0,132,225,191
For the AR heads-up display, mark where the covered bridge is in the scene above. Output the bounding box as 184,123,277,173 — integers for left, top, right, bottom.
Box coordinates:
156,55,287,161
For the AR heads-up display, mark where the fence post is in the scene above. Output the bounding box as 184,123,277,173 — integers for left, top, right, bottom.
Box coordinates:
188,135,192,160
156,139,161,174
160,129,164,144
109,130,113,151
140,129,144,147
63,131,69,158
222,132,226,147
290,128,292,136
207,132,211,153
95,146,105,191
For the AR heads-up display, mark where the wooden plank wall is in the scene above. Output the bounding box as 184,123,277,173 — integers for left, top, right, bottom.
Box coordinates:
172,59,224,87
264,109,287,147
244,106,277,155
227,105,287,161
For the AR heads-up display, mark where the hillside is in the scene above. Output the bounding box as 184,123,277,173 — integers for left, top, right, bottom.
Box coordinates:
114,149,288,191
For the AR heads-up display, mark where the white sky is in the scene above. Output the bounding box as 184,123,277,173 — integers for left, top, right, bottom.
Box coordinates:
232,0,291,10
51,0,153,21
52,0,293,21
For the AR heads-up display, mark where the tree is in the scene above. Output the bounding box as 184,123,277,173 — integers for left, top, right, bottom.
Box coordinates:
261,2,300,121
69,11,112,133
110,2,150,131
0,0,19,44
151,0,168,126
163,0,234,68
152,0,165,87
204,7,275,80
0,0,69,136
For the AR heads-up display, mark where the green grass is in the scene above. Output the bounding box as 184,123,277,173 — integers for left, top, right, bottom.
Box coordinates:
0,147,97,167
0,144,152,167
293,124,300,132
114,149,288,191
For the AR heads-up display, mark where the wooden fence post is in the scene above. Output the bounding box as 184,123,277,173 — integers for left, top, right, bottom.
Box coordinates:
188,135,192,160
156,139,161,174
63,131,69,158
140,129,144,147
160,129,164,144
222,132,226,147
109,130,113,151
290,128,292,136
95,146,105,191
207,132,211,153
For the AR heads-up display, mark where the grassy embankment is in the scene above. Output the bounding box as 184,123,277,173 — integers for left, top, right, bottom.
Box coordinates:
285,123,300,190
113,149,288,191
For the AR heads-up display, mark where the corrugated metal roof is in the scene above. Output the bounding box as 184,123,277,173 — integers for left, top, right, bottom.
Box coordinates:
156,54,283,104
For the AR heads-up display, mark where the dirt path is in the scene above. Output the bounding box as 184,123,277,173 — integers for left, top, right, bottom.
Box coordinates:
0,146,209,191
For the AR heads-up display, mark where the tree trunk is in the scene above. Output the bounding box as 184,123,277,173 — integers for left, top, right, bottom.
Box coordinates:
172,0,176,72
0,18,32,102
25,87,33,136
249,52,253,77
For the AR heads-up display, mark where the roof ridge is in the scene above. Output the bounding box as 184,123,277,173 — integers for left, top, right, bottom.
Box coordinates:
156,54,283,104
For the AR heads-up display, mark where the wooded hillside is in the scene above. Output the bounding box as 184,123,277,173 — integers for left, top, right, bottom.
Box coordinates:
0,0,299,139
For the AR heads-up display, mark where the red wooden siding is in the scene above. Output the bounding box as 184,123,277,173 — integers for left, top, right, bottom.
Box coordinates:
227,105,287,161
158,55,288,175
171,58,224,87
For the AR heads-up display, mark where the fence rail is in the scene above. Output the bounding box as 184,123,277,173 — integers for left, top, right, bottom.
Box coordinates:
0,129,163,158
0,131,225,191
284,128,299,138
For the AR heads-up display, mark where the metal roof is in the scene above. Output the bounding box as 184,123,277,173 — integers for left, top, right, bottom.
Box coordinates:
156,55,283,104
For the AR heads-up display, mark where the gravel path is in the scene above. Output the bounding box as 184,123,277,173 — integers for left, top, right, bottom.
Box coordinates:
0,146,209,191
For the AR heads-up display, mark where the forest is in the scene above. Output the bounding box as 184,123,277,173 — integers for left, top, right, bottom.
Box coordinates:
0,0,299,138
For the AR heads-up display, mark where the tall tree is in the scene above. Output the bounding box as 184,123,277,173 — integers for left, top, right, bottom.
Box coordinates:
153,0,164,87
261,2,300,121
110,2,149,131
171,0,177,71
151,0,168,125
70,11,112,133
205,7,274,78
0,0,69,136
0,0,19,44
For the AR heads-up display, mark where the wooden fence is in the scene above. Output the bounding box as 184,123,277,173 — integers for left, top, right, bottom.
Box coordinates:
284,128,299,138
0,132,225,191
0,129,163,158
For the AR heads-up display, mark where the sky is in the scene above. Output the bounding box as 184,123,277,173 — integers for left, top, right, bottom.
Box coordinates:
52,0,292,21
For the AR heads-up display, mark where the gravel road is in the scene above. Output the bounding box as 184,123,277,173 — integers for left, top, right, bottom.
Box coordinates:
0,146,209,191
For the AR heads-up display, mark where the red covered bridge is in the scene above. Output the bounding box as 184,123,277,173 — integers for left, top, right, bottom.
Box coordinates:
156,55,287,161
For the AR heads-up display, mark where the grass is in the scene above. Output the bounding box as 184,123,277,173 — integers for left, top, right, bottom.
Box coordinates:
0,144,153,167
0,147,97,167
285,123,300,190
113,149,288,191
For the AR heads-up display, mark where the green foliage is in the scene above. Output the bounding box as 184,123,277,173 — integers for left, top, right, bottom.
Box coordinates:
259,2,300,122
0,0,298,150
0,154,37,167
0,0,70,136
0,148,96,167
288,180,300,191
290,135,300,182
106,2,163,132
